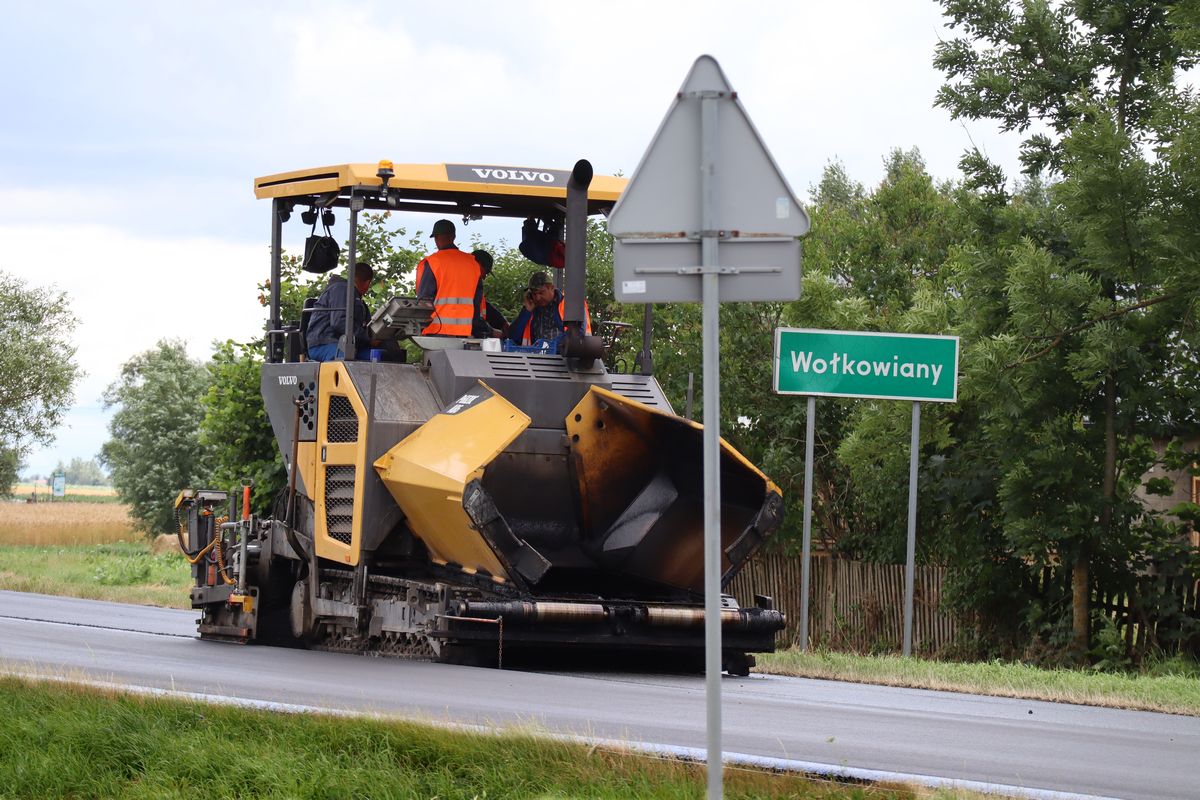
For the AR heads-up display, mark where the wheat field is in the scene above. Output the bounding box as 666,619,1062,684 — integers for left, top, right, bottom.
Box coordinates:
12,483,118,498
0,502,136,546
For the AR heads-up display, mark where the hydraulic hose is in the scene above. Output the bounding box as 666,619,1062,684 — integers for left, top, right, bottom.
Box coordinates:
213,526,236,586
283,398,309,562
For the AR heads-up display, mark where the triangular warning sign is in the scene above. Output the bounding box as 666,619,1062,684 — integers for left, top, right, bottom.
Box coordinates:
608,55,809,303
608,55,809,238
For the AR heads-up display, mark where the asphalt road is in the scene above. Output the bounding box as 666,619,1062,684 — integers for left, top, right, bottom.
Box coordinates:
1,590,1197,800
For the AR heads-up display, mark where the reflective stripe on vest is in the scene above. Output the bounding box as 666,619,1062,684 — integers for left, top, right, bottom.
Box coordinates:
421,249,481,336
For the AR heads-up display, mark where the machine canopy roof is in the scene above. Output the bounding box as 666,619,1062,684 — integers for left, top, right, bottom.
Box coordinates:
254,162,626,218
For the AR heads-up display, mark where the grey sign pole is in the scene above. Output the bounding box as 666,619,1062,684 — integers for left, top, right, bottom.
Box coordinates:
608,56,811,800
903,401,921,657
800,396,815,651
699,88,724,800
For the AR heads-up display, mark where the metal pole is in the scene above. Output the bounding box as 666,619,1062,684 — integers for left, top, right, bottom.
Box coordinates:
903,401,921,657
700,90,723,800
800,396,815,651
343,196,360,361
270,200,283,334
636,304,654,376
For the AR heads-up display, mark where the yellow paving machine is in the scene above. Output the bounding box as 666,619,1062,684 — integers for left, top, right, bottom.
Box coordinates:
175,160,784,673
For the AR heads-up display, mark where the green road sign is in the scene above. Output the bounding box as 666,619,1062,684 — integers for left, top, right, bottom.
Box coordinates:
774,328,959,402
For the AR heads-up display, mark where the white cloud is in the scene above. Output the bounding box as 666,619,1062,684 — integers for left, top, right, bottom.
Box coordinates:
0,223,265,475
2,0,1042,476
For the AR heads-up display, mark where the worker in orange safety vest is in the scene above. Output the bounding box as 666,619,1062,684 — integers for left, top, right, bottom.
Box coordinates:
508,270,590,347
416,219,485,337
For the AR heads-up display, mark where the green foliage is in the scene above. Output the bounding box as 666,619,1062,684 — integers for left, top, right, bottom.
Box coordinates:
1090,614,1135,672
53,457,108,486
0,271,81,494
199,340,286,516
100,340,212,535
935,0,1197,174
927,0,1200,658
0,448,20,497
262,213,429,332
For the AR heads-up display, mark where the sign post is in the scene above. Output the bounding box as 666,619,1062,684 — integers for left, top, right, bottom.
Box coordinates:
800,395,815,651
52,473,66,500
610,56,809,799
774,328,958,656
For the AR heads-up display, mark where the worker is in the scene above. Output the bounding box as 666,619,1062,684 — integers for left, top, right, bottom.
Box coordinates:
473,249,509,339
306,262,374,361
508,270,591,347
416,219,485,337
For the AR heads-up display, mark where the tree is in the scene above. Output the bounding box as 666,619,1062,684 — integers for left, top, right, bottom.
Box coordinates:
199,340,286,516
0,271,81,494
100,340,212,535
0,448,20,496
54,457,108,486
934,0,1200,657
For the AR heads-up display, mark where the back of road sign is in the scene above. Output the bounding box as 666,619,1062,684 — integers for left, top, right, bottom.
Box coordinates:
608,55,810,304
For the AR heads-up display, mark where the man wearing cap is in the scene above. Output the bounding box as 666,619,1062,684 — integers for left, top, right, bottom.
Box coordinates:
416,219,485,337
508,270,590,348
473,249,508,338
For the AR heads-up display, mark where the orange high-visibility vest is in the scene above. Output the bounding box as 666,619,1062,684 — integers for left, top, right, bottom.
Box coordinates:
520,297,591,345
421,249,481,336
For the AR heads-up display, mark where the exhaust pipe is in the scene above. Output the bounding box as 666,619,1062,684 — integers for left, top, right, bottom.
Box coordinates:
562,159,604,365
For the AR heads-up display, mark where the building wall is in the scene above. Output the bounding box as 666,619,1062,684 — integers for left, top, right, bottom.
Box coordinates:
1137,437,1199,548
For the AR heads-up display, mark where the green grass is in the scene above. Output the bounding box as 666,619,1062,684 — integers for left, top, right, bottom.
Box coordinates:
0,541,191,608
756,649,1200,715
0,677,957,800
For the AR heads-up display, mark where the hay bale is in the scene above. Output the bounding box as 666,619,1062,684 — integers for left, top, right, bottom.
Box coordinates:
151,533,183,555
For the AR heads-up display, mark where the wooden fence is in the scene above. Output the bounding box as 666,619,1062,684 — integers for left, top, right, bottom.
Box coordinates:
727,552,962,654
1030,566,1200,658
732,553,1200,657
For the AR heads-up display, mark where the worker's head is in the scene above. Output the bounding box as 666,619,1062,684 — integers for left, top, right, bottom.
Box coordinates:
431,218,456,249
472,249,494,277
526,270,555,307
353,262,374,295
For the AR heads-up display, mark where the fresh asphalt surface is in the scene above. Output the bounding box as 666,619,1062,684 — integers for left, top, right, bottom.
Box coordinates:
1,590,1197,800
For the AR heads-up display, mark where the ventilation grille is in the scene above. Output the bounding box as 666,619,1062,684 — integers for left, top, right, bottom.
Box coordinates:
326,395,359,442
485,353,570,380
324,465,355,545
609,378,666,408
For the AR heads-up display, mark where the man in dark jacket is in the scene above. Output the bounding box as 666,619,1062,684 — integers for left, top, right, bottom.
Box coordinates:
306,262,374,361
473,249,508,338
508,270,562,347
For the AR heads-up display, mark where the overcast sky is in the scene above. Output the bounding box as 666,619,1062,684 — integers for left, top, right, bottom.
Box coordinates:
1,1,1025,477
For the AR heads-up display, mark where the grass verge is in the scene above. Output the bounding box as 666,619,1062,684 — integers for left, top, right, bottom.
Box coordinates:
755,649,1200,716
0,677,962,800
0,541,191,608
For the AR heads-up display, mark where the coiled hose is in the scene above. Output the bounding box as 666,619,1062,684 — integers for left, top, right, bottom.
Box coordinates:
176,510,235,583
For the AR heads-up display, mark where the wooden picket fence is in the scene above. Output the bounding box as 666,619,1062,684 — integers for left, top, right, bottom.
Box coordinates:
1029,566,1200,658
728,552,962,654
